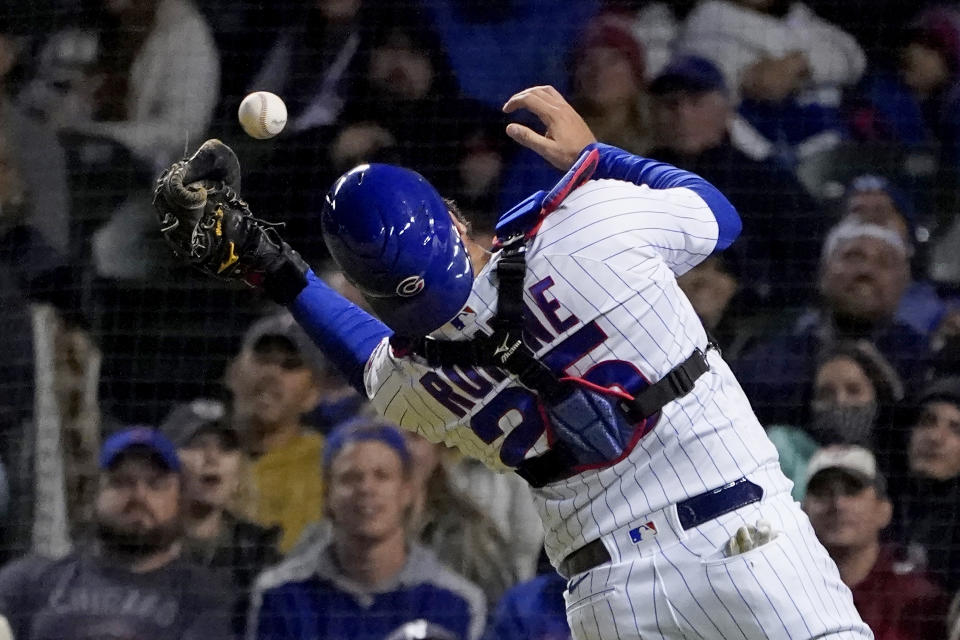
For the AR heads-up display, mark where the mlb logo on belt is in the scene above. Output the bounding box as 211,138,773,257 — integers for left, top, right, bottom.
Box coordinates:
629,521,658,544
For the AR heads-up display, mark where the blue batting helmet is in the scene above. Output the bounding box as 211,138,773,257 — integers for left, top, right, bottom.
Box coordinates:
320,164,473,337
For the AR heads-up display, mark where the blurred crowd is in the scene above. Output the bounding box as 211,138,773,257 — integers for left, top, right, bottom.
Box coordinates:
3,0,960,638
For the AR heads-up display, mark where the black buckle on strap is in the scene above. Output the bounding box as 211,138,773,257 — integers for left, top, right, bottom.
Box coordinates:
620,346,711,425
418,336,488,368
496,257,526,276
665,348,708,396
666,361,696,397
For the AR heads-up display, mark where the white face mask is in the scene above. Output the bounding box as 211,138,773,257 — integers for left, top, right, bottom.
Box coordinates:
810,401,879,446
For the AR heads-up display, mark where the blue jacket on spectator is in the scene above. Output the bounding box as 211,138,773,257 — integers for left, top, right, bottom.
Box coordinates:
847,8,960,167
482,571,570,640
252,543,485,640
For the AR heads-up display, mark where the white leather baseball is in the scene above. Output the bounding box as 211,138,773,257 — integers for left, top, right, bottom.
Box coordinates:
238,91,287,140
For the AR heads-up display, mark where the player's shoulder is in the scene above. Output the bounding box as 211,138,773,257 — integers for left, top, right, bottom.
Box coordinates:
562,177,645,205
563,177,709,212
532,179,711,242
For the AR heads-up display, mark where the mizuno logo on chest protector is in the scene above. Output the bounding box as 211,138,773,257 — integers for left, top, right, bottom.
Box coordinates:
494,334,523,363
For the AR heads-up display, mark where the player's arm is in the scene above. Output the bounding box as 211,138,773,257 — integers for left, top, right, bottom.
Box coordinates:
288,271,391,393
151,139,389,395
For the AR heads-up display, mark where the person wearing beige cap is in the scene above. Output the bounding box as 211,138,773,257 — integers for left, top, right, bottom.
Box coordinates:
803,445,948,640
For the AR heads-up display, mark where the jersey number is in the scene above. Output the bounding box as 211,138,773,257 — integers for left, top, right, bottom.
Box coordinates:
470,321,650,467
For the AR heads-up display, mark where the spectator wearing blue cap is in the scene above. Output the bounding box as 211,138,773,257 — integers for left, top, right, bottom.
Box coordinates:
251,420,485,640
0,426,232,640
649,54,824,325
844,175,919,243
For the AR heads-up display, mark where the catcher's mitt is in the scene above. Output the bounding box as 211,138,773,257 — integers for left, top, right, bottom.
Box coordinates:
153,139,307,302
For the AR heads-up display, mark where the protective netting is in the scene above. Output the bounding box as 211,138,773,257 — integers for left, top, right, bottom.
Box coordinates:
2,1,960,639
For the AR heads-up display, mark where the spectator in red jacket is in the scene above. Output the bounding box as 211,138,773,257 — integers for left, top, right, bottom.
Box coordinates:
804,445,949,640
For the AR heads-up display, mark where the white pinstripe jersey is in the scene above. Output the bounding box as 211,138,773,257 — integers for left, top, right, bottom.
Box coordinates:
364,178,781,565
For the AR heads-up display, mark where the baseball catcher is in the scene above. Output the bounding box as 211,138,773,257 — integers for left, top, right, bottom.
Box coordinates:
153,87,871,639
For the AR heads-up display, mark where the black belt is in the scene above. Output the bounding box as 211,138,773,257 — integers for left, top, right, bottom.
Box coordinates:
557,478,764,580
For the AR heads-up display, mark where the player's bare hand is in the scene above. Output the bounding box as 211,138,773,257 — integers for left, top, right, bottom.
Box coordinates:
502,85,597,171
723,520,777,557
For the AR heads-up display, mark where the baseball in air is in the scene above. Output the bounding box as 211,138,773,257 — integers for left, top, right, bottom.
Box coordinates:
238,91,287,139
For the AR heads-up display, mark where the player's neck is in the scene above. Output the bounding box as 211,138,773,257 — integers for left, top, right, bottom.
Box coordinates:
829,540,880,588
463,235,492,273
333,529,408,588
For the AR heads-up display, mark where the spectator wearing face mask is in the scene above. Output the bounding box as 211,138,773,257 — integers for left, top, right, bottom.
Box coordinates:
735,219,926,427
768,340,904,500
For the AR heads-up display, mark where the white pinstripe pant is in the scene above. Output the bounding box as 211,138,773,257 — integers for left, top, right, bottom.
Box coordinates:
562,491,873,639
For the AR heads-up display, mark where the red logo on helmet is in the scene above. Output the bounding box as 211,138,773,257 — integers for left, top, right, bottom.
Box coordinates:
396,276,425,297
